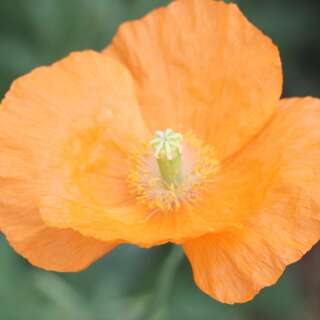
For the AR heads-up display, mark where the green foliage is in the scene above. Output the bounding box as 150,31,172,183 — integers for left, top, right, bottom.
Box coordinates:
0,0,319,319
0,236,313,320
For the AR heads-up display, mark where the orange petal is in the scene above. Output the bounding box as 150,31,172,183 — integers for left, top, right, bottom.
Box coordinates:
184,97,320,303
40,167,228,247
104,0,282,159
0,50,149,269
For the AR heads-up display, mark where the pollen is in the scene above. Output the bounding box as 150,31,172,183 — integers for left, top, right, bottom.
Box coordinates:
128,130,220,212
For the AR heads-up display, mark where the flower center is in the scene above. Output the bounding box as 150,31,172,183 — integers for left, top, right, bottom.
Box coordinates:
128,129,219,211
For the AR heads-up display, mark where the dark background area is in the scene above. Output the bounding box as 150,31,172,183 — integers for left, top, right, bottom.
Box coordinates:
0,1,319,319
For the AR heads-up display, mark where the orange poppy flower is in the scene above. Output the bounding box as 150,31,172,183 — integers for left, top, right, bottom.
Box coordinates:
0,0,319,304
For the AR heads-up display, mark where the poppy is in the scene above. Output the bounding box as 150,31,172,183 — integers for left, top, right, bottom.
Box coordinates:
0,0,319,304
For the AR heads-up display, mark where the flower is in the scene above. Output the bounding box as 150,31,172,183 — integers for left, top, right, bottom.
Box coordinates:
0,0,319,304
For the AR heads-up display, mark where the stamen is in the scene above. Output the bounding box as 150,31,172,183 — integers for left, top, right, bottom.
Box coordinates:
128,131,219,212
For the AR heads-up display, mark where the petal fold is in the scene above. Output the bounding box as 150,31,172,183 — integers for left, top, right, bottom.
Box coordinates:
0,175,117,271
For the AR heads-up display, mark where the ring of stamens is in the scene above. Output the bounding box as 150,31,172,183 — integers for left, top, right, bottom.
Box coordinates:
128,129,219,211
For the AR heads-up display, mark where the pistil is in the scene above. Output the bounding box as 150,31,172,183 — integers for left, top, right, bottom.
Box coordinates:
150,129,183,187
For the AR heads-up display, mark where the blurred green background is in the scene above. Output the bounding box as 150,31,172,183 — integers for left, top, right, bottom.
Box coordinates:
0,0,319,319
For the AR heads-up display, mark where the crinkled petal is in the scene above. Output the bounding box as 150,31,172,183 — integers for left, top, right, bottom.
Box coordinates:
184,97,320,303
104,0,282,159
